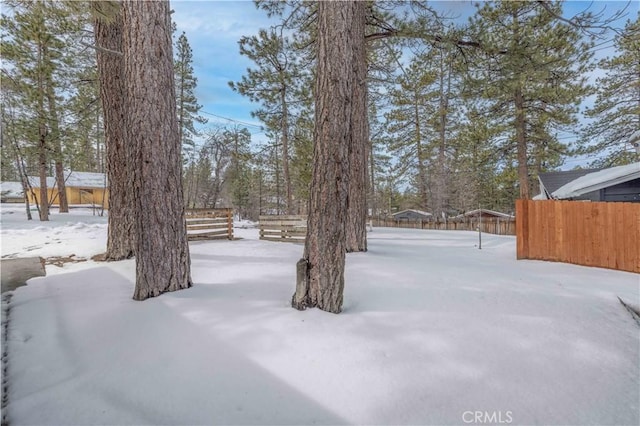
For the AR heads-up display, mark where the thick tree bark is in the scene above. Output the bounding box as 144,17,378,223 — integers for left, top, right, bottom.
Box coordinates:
345,4,368,253
95,7,136,261
515,85,530,199
122,0,192,300
293,1,365,314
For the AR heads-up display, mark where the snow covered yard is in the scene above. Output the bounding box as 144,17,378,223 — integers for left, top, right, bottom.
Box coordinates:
1,205,639,425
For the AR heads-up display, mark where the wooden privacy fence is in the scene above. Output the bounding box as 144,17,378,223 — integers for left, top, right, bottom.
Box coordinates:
516,199,640,273
259,215,306,243
186,208,233,241
371,217,516,235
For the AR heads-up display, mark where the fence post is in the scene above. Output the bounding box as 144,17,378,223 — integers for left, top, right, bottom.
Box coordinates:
227,209,233,240
516,199,529,259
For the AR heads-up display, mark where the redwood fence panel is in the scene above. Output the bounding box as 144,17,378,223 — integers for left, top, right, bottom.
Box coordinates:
516,199,640,273
186,208,233,240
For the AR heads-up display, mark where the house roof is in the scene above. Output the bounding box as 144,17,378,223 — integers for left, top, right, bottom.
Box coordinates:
1,181,25,198
537,168,601,198
391,209,432,217
452,209,514,219
552,162,640,199
27,172,107,189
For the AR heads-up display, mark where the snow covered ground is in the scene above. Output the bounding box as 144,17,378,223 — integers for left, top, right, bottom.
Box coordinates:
1,204,639,425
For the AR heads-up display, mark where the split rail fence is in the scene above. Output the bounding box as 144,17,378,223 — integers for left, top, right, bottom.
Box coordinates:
259,215,306,243
186,208,233,241
516,199,640,273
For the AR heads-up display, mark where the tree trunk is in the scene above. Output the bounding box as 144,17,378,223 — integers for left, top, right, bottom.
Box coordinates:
415,101,429,209
435,50,451,218
293,1,365,314
345,4,368,253
369,141,376,216
42,45,69,214
280,89,293,214
122,0,192,300
94,6,136,261
37,127,49,221
515,85,530,199
12,138,32,220
36,39,49,222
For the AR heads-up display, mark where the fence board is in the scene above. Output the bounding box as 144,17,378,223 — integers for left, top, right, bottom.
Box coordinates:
186,208,233,241
516,200,639,273
259,215,307,243
370,217,515,235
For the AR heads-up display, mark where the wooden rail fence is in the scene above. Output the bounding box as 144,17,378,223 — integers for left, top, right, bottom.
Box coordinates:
186,208,233,241
370,217,515,235
259,215,306,243
516,199,640,273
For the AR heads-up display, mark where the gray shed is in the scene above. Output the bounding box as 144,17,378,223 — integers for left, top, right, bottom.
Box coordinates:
391,209,433,221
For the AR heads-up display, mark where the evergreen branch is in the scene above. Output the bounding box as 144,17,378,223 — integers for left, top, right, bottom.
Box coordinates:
535,0,628,36
80,41,122,57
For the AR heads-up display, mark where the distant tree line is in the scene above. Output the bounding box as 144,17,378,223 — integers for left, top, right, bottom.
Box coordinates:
2,1,637,222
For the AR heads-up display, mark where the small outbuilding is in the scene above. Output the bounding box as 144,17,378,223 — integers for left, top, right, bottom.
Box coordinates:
1,182,25,203
391,209,433,221
452,209,514,220
27,171,109,208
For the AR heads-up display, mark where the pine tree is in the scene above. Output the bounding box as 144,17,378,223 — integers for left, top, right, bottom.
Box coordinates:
230,28,307,214
580,17,640,166
122,0,192,300
1,1,78,219
174,30,207,208
223,126,253,218
292,1,367,314
93,1,136,261
384,48,436,210
468,1,593,199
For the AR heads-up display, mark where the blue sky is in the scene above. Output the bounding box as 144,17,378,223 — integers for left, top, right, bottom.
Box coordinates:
170,0,637,163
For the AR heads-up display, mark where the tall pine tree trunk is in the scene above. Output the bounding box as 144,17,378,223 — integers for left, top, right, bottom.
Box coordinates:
122,0,192,300
415,102,429,209
37,127,49,221
345,5,368,253
94,6,136,261
36,40,49,221
515,85,530,199
42,52,69,214
293,1,365,314
435,51,451,218
280,89,292,214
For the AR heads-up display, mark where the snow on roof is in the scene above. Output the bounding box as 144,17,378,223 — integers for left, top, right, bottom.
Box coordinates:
552,162,640,199
538,168,600,196
391,209,433,217
1,181,25,198
27,171,107,189
533,192,547,200
452,208,514,219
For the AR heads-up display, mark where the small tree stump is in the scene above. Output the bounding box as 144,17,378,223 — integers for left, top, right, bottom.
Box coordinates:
292,258,309,310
